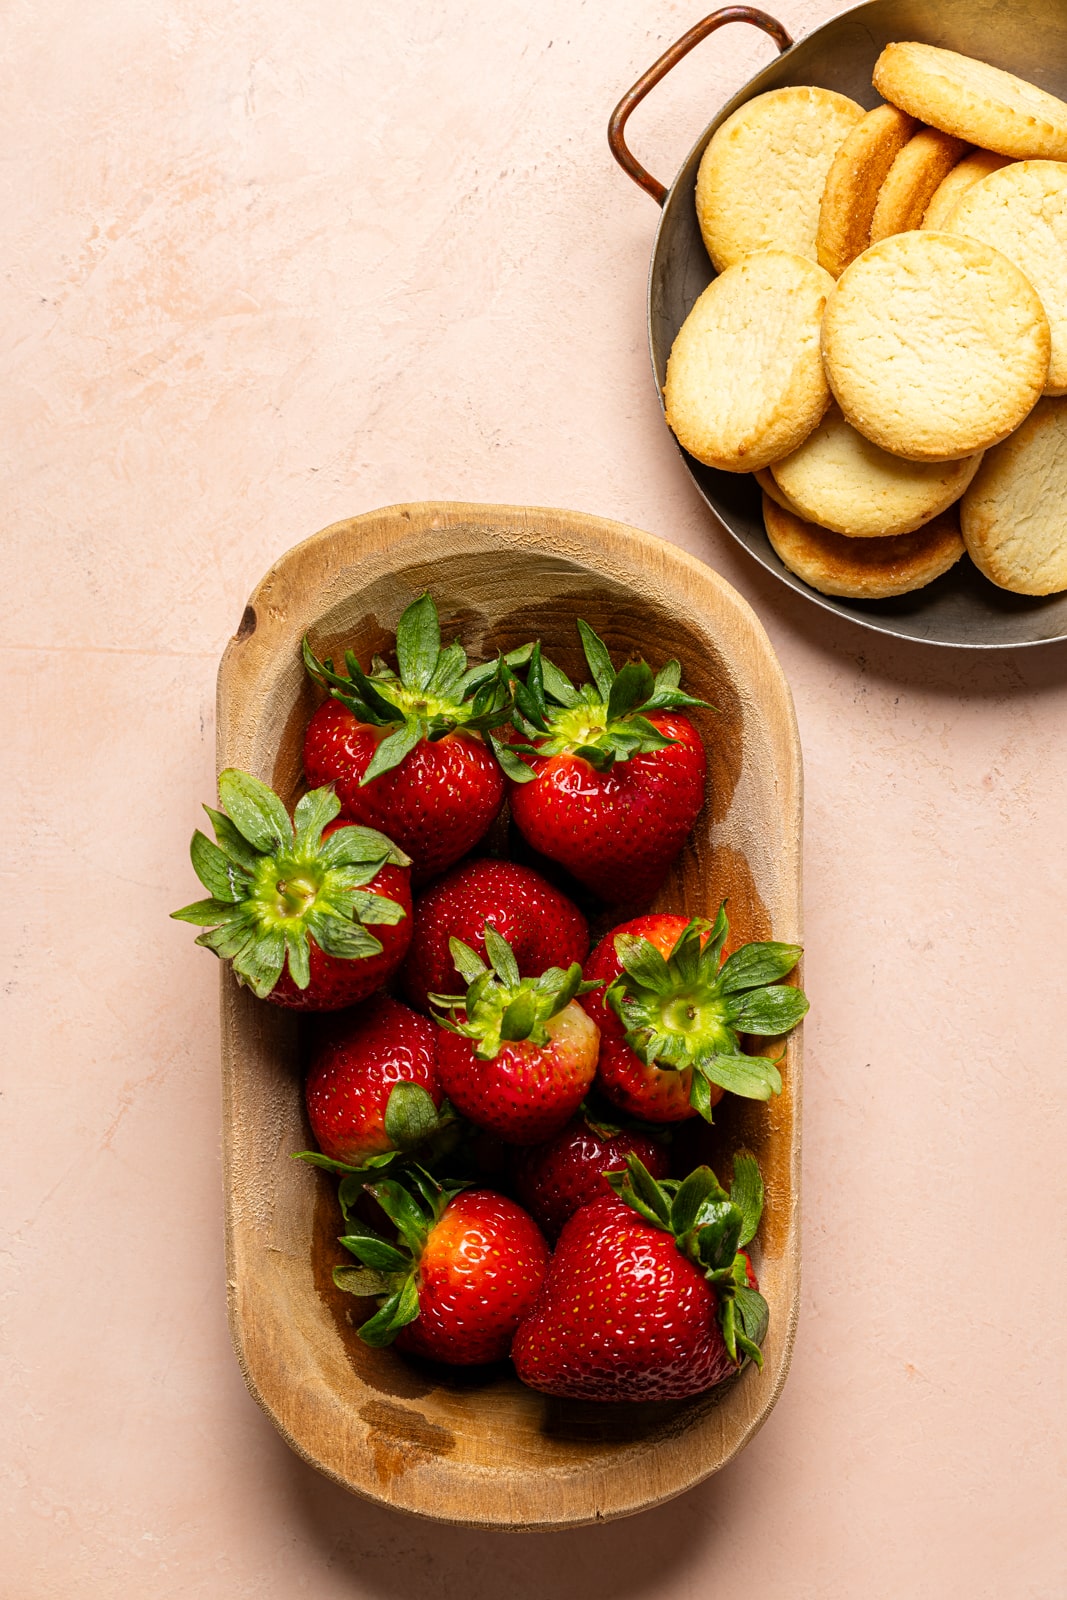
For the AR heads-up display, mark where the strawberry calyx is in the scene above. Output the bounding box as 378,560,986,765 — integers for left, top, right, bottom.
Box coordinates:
607,1150,769,1370
492,619,708,780
171,769,410,998
293,1085,462,1182
303,593,533,781
606,904,808,1121
332,1168,471,1347
429,928,601,1060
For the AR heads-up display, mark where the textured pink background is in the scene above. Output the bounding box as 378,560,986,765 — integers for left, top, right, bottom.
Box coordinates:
5,1,1067,1594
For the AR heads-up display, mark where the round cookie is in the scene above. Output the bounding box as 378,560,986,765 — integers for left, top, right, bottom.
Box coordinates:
873,42,1067,161
821,230,1050,460
769,405,983,537
817,103,918,277
763,493,965,598
869,127,970,242
921,148,1011,229
754,467,804,517
945,160,1067,393
960,396,1067,593
664,251,834,473
696,86,864,272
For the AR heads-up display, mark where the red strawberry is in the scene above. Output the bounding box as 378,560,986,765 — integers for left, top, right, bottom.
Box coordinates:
494,622,708,902
431,929,601,1144
512,1152,766,1402
303,594,525,881
304,995,442,1166
172,770,412,1010
513,1115,670,1239
583,906,807,1122
335,1174,549,1365
402,857,588,1014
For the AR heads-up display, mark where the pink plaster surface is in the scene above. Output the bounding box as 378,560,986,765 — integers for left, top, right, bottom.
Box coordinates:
4,1,1067,1593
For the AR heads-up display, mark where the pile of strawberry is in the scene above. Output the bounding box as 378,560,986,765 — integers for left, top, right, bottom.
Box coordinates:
174,596,808,1402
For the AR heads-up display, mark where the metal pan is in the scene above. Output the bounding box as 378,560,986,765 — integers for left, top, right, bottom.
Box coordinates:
609,0,1067,649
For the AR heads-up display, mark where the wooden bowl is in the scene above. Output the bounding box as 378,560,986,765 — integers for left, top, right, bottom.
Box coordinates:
218,501,802,1528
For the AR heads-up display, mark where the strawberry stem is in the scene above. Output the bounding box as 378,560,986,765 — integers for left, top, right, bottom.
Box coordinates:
429,927,601,1059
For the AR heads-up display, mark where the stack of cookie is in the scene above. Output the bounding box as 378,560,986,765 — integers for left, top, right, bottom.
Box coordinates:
665,44,1067,601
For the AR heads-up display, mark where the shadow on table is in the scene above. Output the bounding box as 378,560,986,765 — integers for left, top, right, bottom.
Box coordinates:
271,1412,753,1598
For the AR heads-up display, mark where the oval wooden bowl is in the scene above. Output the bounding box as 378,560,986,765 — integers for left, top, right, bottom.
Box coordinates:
218,501,802,1529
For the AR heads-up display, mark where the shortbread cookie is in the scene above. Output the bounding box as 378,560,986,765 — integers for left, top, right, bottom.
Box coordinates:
770,404,982,536
869,127,970,241
873,43,1067,160
664,251,834,472
821,230,1049,460
960,396,1067,593
754,467,804,516
817,104,918,276
945,160,1067,393
921,148,1011,229
696,86,864,271
763,493,965,597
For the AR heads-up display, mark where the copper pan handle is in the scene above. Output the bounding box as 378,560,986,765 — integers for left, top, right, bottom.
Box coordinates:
608,7,793,205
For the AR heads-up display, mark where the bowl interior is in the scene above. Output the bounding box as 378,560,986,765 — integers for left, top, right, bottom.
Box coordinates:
223,524,799,1511
649,0,1067,648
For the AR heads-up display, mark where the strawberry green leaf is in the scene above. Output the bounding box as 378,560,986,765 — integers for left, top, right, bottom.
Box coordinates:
356,1291,407,1347
729,1151,764,1248
360,721,423,784
540,656,579,707
728,984,809,1036
720,1294,740,1364
293,785,341,853
500,989,538,1041
218,769,293,854
202,804,261,872
688,1069,718,1124
426,638,467,700
190,830,246,901
484,927,520,988
613,934,672,994
383,1084,441,1151
333,1266,393,1297
366,1179,429,1255
734,1286,769,1369
697,1054,782,1101
318,824,409,869
172,897,248,927
395,593,441,692
195,921,256,961
717,941,803,995
577,619,615,699
669,1167,724,1236
338,1233,410,1271
606,659,655,723
346,888,407,925
448,937,489,986
305,912,384,961
489,734,537,784
231,926,286,999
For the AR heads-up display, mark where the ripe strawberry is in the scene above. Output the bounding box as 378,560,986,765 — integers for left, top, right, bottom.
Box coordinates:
512,1151,767,1401
334,1172,549,1365
583,905,807,1122
513,1114,670,1240
172,770,412,1010
303,594,526,882
303,995,443,1166
431,930,601,1144
402,857,588,1014
494,622,708,902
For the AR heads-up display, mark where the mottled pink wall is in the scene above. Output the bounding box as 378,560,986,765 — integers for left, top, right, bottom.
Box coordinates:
4,1,1066,1595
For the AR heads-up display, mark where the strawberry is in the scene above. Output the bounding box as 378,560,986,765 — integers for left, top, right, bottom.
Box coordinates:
172,770,412,1010
512,1151,767,1401
431,930,601,1144
402,857,588,1014
334,1172,549,1364
583,905,808,1122
513,1114,670,1240
303,593,526,882
494,621,708,902
302,995,443,1166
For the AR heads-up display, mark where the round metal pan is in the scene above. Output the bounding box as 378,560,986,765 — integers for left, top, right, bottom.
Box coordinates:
609,0,1067,648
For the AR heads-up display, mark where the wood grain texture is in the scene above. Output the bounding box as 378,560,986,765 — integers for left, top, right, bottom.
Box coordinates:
217,501,803,1529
